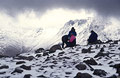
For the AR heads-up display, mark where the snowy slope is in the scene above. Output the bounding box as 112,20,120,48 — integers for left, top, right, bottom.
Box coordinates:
0,40,120,78
56,17,120,45
0,27,44,56
0,17,120,56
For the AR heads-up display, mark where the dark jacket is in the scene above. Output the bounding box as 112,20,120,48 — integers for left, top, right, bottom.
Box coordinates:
88,31,98,44
68,27,77,37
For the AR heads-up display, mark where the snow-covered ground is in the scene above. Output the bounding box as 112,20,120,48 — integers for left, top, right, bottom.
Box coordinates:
0,40,120,78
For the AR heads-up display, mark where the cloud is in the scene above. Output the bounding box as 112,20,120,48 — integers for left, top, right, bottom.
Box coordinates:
0,0,120,17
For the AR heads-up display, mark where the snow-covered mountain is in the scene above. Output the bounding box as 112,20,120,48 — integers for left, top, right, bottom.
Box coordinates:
56,17,120,45
0,27,44,56
0,17,120,56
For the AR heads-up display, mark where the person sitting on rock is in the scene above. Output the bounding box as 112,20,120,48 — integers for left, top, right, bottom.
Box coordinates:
66,33,76,47
88,30,98,44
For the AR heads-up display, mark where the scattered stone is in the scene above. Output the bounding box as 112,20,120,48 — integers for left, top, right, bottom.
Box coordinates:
11,68,23,74
16,61,26,65
15,55,34,61
20,65,31,70
43,52,49,56
49,65,55,69
36,54,42,57
35,48,44,53
94,51,109,58
109,44,115,47
52,61,57,64
100,47,104,52
83,58,98,65
118,47,120,50
108,61,114,64
0,71,6,74
75,63,87,70
105,40,113,43
0,65,9,69
24,74,32,78
49,44,62,53
44,57,50,61
37,75,47,78
110,63,120,75
113,40,118,44
74,72,92,78
58,52,65,56
63,56,71,59
81,47,91,53
93,69,107,77
65,72,72,74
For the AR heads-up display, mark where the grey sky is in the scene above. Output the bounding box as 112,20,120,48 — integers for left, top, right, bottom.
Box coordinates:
0,0,120,17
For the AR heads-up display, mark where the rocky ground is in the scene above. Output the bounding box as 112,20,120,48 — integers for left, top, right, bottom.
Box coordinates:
0,40,120,78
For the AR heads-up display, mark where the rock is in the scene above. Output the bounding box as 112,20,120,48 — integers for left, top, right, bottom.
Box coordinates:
83,58,98,65
105,40,113,43
74,72,92,78
15,55,34,61
43,51,49,56
20,65,31,70
94,51,109,58
0,65,9,69
49,65,55,69
37,75,47,78
65,72,72,74
52,61,57,64
58,52,65,56
11,68,23,74
113,40,118,44
35,54,42,57
110,64,120,76
93,69,107,77
63,56,71,59
108,61,114,64
35,48,44,53
16,61,26,65
81,47,91,53
49,44,62,53
75,63,87,70
118,47,120,50
0,71,6,74
100,47,104,52
24,74,32,78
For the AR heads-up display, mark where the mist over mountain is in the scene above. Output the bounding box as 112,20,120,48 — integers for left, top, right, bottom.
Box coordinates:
0,17,120,56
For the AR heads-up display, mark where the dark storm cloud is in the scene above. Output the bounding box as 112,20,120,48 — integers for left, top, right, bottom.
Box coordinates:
0,0,120,17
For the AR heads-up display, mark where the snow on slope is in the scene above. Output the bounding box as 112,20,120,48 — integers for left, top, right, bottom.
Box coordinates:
0,17,120,56
55,17,120,45
0,40,120,78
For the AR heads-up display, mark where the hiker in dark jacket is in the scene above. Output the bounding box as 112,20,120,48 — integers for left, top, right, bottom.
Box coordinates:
68,27,77,38
88,30,98,44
